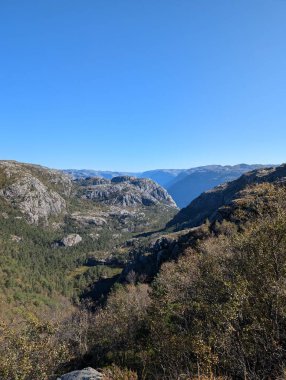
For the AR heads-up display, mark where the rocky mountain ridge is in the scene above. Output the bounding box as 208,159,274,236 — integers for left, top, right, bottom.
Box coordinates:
76,176,177,208
0,161,177,229
64,168,184,188
167,163,286,230
167,164,273,207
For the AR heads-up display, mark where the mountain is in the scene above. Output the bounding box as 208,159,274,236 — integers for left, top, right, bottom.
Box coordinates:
76,176,176,208
64,165,272,208
0,161,176,227
139,169,186,187
122,164,286,281
63,169,138,180
166,164,272,208
167,163,286,230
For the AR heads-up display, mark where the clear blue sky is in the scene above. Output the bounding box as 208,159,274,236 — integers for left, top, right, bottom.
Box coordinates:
0,0,285,171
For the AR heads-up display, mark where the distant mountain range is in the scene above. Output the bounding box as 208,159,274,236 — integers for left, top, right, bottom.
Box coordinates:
64,164,274,208
64,169,185,188
166,164,274,207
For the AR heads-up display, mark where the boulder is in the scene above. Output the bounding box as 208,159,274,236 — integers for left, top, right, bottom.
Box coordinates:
11,235,22,243
71,214,107,226
60,234,82,247
57,367,102,380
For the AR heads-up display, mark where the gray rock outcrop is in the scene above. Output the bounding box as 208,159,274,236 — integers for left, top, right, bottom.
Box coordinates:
60,234,82,247
77,176,177,208
0,175,66,224
71,213,107,227
0,161,71,224
57,367,102,380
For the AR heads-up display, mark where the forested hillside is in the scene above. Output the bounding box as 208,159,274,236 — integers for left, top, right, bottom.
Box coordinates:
80,177,286,379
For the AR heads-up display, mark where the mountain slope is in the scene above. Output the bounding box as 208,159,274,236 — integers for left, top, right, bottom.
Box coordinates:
139,169,186,187
167,164,286,230
81,168,286,380
167,164,271,208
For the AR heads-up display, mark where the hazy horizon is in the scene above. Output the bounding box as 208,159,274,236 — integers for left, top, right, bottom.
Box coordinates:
0,159,280,173
62,162,279,173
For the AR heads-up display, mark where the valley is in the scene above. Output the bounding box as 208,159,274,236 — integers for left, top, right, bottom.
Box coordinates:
1,160,286,379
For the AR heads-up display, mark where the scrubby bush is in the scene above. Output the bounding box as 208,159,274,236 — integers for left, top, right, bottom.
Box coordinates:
102,364,138,380
0,315,73,380
89,284,151,376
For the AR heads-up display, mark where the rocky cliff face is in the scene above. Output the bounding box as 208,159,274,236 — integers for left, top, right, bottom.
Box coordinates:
167,164,286,230
0,161,72,224
76,176,177,208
